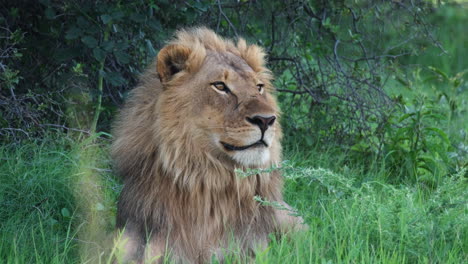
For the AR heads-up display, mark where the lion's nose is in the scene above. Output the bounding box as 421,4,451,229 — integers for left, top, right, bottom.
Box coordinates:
246,115,276,133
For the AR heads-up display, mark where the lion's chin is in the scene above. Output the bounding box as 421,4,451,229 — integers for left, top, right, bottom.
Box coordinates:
231,147,270,167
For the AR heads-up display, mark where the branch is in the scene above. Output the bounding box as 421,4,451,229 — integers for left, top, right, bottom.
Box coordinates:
216,0,238,38
275,89,308,94
39,124,91,134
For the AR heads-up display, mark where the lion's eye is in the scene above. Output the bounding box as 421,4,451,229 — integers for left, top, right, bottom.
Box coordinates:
210,81,230,93
257,84,264,94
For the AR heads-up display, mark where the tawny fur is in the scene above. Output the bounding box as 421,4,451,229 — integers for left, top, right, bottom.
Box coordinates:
111,27,304,263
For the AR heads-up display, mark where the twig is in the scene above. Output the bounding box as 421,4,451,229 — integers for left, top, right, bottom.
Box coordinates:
216,0,238,38
39,124,91,134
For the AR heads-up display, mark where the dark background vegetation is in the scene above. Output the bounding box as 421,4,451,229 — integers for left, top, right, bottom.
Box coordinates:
2,0,466,181
0,1,467,263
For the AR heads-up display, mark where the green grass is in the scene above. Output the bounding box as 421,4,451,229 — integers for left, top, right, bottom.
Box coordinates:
0,137,466,263
281,159,467,263
0,139,78,263
0,137,119,264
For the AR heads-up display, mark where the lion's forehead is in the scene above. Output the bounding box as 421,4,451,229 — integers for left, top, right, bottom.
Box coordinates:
205,51,254,76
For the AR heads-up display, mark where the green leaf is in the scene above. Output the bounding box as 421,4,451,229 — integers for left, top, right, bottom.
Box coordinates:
81,36,98,48
65,27,81,40
92,47,106,62
350,142,370,152
193,2,208,11
424,113,446,121
148,19,162,31
398,112,415,122
145,40,156,58
130,13,146,23
104,71,125,86
61,208,71,218
100,14,112,24
112,11,125,20
77,16,89,28
48,218,59,227
424,127,450,144
115,42,130,50
114,50,130,64
44,7,55,19
395,76,410,88
428,66,448,81
101,40,115,51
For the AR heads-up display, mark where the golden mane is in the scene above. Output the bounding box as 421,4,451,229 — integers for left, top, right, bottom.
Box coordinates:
169,27,267,72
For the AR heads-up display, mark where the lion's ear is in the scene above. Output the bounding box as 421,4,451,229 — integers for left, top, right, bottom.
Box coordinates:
156,44,192,83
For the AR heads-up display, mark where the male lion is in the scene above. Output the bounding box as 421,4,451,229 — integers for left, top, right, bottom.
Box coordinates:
111,27,304,263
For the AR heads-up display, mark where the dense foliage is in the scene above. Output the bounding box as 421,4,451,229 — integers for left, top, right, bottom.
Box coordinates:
0,1,448,132
2,0,466,181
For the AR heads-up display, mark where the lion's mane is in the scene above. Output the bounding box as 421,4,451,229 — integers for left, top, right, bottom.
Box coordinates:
111,28,289,263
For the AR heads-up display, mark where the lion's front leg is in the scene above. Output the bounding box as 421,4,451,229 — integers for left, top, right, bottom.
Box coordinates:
273,201,308,234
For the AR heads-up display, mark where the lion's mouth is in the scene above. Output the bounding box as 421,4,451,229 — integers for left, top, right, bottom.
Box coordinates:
221,140,268,151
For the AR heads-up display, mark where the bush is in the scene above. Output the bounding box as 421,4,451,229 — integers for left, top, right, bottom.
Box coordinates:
0,0,447,140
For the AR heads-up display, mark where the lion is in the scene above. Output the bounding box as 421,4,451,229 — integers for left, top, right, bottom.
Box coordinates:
111,27,305,263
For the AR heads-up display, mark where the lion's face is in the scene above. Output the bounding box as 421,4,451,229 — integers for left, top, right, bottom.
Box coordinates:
195,52,278,167
156,35,280,167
